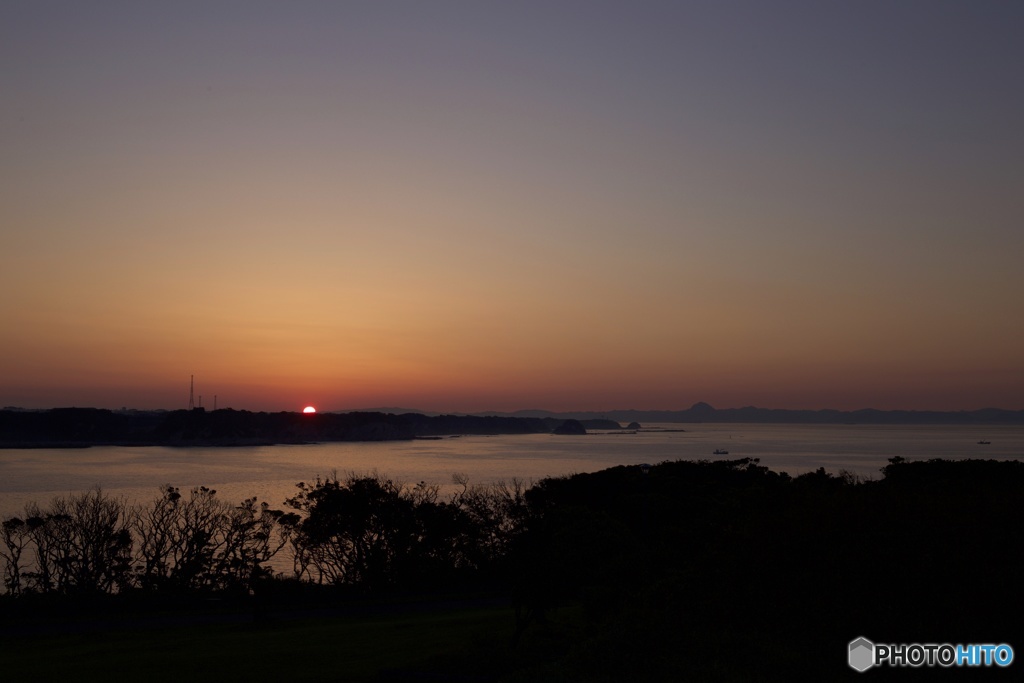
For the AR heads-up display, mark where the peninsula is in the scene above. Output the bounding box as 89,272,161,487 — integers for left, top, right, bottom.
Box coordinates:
0,408,615,448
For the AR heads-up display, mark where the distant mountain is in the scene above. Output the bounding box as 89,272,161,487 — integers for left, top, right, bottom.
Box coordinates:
477,402,1024,425
336,407,435,416
480,409,560,419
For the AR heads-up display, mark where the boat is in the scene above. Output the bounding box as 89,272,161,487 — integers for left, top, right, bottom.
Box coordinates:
978,440,991,445
713,449,729,455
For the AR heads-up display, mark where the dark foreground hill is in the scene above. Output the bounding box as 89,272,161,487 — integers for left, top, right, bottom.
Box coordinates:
2,457,1022,681
0,407,617,447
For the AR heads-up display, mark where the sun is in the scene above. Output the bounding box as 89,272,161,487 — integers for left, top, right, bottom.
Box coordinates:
302,406,317,414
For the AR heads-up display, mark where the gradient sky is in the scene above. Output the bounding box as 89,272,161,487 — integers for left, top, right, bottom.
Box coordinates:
2,1,1022,413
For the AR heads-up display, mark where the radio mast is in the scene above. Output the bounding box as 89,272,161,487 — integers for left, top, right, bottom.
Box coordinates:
189,375,195,410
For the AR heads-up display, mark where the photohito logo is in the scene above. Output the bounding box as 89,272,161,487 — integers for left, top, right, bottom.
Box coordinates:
849,637,875,672
848,637,1014,671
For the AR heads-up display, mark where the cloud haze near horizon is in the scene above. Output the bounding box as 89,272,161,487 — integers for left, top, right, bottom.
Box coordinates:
2,1,1022,413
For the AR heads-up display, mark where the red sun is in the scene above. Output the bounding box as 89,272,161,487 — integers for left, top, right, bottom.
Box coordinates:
302,406,317,414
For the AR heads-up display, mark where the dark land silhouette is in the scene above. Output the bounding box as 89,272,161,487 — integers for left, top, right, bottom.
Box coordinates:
5,402,1024,448
3,457,1022,680
486,401,1024,424
0,407,614,448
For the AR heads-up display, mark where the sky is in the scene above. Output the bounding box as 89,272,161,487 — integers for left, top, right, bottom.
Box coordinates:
2,1,1022,413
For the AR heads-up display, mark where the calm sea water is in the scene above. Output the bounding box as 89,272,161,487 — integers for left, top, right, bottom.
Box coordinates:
2,423,1021,517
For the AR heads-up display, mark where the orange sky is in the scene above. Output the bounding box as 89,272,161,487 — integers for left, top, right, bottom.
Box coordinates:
2,3,1022,413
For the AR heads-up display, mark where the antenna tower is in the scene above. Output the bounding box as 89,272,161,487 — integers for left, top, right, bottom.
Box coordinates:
189,375,195,410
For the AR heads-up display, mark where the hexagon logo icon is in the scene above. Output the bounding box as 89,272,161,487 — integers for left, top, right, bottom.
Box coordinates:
849,637,875,672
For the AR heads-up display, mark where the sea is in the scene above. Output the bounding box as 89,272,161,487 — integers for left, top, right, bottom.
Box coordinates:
2,423,1021,519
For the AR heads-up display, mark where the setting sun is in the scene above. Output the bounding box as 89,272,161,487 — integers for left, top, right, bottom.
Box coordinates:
302,406,316,414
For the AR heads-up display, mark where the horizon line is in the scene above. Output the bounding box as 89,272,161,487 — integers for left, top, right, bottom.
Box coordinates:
4,403,1024,415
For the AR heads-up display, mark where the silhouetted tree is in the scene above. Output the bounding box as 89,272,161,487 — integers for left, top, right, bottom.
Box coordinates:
132,485,296,592
11,489,134,594
450,474,528,570
286,474,420,587
0,517,30,596
285,472,506,589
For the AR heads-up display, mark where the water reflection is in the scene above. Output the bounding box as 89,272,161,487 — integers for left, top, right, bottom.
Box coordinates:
2,424,1022,518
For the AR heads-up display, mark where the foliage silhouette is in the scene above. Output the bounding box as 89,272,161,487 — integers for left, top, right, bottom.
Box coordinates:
1,487,295,596
3,457,1023,681
283,472,526,590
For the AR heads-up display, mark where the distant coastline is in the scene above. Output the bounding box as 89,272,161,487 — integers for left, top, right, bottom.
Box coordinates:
0,408,614,448
476,401,1024,425
3,402,1023,448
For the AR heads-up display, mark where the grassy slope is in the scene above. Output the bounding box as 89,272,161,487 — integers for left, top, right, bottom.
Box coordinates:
2,604,521,682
